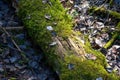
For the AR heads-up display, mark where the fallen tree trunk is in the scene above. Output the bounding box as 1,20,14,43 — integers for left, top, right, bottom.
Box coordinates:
17,0,120,80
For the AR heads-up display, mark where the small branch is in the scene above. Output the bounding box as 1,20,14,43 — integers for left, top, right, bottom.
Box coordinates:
4,26,24,30
0,26,22,52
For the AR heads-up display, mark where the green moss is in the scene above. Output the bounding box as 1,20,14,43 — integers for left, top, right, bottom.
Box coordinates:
18,0,120,80
104,32,119,49
59,55,119,80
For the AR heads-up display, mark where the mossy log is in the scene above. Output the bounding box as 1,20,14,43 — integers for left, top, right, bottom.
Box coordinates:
17,0,120,80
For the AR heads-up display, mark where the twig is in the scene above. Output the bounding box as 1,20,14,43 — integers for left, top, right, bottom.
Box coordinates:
0,26,22,52
4,26,24,30
0,26,29,62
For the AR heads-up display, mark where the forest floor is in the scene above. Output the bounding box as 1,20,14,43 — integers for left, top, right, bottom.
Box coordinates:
0,1,58,80
61,0,120,75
